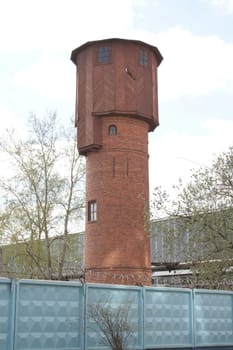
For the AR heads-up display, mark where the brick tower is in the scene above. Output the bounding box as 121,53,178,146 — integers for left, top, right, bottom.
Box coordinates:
71,38,162,285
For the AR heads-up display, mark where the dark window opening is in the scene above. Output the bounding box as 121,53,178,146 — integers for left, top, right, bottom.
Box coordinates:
98,46,111,63
108,125,117,136
140,49,148,66
88,200,97,222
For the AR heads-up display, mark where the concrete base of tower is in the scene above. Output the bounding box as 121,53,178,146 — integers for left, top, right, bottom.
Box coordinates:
85,267,152,286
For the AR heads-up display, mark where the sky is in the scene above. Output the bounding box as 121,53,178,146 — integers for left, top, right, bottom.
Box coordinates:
0,0,233,197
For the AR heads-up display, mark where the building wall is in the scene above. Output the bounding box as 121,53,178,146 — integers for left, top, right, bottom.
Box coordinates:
85,116,151,285
0,233,85,279
72,38,162,154
71,38,162,285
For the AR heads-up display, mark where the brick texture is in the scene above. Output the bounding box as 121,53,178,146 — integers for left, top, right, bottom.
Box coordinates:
71,39,162,285
85,117,152,285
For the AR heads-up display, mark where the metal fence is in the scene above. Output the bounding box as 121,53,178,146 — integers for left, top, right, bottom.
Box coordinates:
1,278,233,350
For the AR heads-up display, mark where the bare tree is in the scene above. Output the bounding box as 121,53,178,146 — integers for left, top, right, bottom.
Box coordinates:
0,112,85,279
88,298,134,350
151,145,233,288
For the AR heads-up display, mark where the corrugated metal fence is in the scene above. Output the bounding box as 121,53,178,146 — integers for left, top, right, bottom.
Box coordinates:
1,278,233,349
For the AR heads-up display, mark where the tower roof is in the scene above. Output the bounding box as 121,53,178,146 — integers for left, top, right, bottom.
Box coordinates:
71,37,163,66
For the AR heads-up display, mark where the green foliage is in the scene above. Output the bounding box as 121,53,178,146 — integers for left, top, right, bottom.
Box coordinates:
0,112,85,279
151,146,233,288
1,233,84,279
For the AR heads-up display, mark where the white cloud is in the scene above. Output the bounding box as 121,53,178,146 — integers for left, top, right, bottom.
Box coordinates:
127,27,233,99
0,105,25,131
149,118,233,194
0,0,135,53
13,53,75,101
4,0,233,103
11,25,233,103
207,0,233,13
3,0,136,101
202,118,233,155
1,0,232,196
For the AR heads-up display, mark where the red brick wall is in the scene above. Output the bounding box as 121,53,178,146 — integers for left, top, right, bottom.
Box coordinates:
72,38,162,285
73,39,161,154
85,116,152,285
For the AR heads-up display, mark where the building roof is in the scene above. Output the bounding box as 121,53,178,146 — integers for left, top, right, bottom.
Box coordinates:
71,37,163,66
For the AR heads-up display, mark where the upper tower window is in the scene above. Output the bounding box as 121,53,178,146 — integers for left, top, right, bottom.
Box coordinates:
98,46,111,63
139,49,148,66
108,125,117,136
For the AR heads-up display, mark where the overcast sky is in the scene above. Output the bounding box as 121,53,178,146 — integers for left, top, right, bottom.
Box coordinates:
1,0,233,196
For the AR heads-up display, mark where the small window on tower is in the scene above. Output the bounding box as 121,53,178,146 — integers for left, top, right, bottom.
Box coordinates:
88,200,97,222
97,46,111,63
140,49,148,66
108,125,117,136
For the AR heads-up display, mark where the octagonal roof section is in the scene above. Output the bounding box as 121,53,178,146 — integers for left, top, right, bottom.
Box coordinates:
71,37,163,66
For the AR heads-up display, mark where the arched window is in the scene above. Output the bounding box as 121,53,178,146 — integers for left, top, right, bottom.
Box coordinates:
108,125,117,136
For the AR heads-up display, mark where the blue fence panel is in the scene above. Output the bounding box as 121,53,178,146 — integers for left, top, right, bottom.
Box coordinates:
14,280,84,350
143,287,193,349
2,278,233,350
85,283,143,349
194,289,233,348
0,278,15,350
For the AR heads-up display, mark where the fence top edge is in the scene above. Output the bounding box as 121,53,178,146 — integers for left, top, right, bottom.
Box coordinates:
86,282,143,291
2,279,233,296
16,279,84,287
193,288,233,295
144,286,193,293
0,277,11,283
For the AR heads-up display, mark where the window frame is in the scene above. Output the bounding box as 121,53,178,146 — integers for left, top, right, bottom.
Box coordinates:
139,48,148,67
88,200,97,222
108,124,117,136
97,46,111,64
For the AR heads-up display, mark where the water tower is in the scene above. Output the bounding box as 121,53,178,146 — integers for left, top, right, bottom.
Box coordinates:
71,38,162,285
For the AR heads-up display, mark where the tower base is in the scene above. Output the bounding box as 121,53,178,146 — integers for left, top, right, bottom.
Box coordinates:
85,267,152,286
